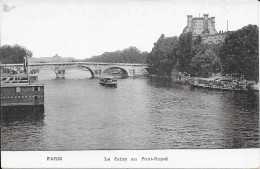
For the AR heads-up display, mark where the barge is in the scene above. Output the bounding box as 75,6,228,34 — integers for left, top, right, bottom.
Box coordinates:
190,76,255,91
1,75,44,106
1,57,44,107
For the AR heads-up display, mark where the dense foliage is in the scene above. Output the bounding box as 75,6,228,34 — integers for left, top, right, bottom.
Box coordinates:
147,33,220,77
146,34,178,76
0,45,32,64
86,47,148,63
175,32,193,73
190,44,221,77
219,24,259,81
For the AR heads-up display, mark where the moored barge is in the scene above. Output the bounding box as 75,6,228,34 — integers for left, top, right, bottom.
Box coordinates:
190,76,255,91
1,75,44,106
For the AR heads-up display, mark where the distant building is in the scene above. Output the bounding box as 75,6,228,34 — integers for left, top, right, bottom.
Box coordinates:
29,54,76,63
183,14,227,44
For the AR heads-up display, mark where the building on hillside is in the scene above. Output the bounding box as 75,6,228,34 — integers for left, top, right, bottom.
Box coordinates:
183,14,228,44
29,54,76,63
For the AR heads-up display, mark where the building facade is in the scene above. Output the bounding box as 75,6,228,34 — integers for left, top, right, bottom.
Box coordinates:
183,14,227,44
29,54,76,63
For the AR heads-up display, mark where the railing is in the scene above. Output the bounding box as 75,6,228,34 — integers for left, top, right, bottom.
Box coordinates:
0,62,148,67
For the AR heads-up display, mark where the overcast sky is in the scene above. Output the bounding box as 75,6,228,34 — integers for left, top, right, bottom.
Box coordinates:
1,0,259,59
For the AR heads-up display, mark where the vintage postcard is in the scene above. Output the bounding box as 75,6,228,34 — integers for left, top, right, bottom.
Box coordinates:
0,0,259,168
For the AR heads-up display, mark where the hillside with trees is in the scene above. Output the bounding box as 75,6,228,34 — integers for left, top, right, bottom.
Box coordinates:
0,45,32,64
86,46,148,63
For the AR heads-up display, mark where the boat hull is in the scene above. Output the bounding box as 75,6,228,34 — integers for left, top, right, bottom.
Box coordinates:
190,83,246,91
99,82,117,87
1,84,44,106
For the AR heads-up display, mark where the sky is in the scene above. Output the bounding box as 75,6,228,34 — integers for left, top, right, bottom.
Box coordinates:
0,0,259,59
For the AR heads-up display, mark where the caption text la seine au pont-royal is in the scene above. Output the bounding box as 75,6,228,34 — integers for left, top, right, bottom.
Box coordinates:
104,157,168,162
46,156,168,162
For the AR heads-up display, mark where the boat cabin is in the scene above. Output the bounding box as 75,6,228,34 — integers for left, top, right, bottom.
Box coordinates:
99,76,117,86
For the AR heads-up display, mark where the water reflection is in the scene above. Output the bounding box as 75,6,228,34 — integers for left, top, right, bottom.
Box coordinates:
1,106,46,150
219,91,259,148
1,106,45,124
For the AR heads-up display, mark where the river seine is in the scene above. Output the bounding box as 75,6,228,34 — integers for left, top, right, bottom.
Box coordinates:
1,69,259,150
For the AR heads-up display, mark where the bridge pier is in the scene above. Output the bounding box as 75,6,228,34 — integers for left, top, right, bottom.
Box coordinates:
128,69,135,77
93,69,102,78
55,69,65,79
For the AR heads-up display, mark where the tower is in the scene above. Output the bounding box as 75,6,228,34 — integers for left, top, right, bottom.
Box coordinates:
203,14,209,35
187,15,193,28
211,17,215,28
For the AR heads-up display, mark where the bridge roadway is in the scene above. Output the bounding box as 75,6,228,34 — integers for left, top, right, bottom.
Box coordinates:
0,62,148,78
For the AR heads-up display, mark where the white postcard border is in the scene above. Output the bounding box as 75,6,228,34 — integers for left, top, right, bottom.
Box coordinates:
1,149,259,168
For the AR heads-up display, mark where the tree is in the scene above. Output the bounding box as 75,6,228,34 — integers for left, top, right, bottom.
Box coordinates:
219,24,259,81
0,45,32,64
193,35,202,45
86,46,148,63
146,34,178,76
191,46,221,77
176,32,193,73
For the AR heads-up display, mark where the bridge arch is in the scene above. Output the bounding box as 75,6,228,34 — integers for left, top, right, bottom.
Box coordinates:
141,67,149,75
103,66,129,78
29,65,95,79
81,66,95,78
29,68,58,79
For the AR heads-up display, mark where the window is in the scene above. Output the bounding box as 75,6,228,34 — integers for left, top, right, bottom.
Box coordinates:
16,87,21,93
34,96,38,101
33,86,40,91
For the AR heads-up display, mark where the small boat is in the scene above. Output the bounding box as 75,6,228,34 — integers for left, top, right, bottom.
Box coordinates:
99,76,117,86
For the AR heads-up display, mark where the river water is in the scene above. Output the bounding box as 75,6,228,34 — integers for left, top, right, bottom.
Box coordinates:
1,69,259,150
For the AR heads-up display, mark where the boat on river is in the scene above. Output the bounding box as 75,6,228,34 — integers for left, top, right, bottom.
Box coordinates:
99,76,117,86
190,76,254,91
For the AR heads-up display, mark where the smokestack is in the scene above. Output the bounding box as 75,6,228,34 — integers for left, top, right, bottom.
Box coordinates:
23,56,28,74
23,57,27,74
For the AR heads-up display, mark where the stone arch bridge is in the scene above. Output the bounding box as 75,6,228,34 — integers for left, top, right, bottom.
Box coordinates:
0,62,148,78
